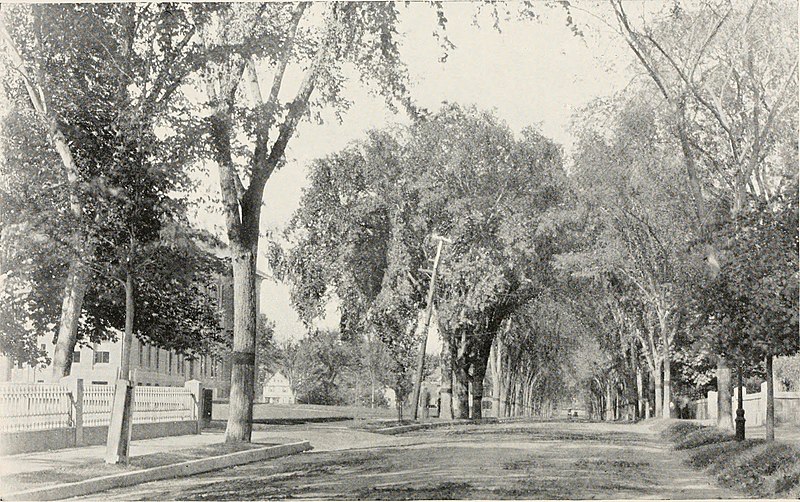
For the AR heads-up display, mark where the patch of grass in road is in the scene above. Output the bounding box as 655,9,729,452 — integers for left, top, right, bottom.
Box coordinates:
502,457,538,470
355,481,474,500
574,458,651,472
446,425,650,447
0,441,268,495
663,421,800,497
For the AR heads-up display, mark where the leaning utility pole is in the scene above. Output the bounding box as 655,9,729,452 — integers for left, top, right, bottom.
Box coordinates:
411,235,450,421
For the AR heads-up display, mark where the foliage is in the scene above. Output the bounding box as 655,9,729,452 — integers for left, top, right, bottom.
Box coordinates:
0,3,216,366
697,184,799,364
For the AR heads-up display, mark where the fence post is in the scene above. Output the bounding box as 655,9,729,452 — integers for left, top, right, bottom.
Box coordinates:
184,379,203,434
60,377,84,447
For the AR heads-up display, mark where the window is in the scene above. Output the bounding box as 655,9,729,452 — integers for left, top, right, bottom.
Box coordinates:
138,342,143,367
94,351,110,364
155,349,159,370
168,352,173,374
16,360,23,369
40,343,46,352
72,351,81,364
146,345,152,367
91,381,108,385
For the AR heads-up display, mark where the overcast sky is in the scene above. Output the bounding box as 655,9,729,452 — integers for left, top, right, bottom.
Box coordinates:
189,2,643,344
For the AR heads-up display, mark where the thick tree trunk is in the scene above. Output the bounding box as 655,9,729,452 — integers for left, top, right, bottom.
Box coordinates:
51,261,88,379
470,370,484,420
491,342,502,418
654,364,663,419
452,365,469,419
225,247,257,443
663,346,671,419
717,357,733,430
766,353,775,441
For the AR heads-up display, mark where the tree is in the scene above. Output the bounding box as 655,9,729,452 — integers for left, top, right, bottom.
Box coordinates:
610,0,799,429
563,92,697,419
292,330,354,405
279,104,568,420
1,3,207,378
188,2,437,441
698,183,799,439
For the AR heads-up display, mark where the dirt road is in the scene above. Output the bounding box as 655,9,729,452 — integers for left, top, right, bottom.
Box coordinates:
83,420,740,500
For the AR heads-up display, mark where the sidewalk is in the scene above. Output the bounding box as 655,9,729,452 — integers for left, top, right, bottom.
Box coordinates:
0,423,417,479
0,431,230,477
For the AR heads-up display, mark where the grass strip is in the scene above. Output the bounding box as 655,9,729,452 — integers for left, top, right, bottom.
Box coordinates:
661,421,800,497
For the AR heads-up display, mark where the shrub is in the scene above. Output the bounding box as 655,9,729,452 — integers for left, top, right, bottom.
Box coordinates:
716,442,800,496
663,422,800,497
674,427,734,450
687,440,758,469
660,421,706,442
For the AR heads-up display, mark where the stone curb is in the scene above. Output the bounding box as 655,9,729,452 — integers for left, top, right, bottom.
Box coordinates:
1,440,312,501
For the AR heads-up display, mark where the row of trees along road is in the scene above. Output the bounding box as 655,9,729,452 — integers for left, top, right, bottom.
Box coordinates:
554,0,797,439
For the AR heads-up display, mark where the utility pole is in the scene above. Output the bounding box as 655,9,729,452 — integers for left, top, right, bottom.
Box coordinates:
411,235,450,421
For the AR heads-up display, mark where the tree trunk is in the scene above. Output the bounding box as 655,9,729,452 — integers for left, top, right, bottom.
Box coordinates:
452,365,469,419
439,352,453,420
491,342,502,418
396,400,403,422
120,272,134,380
51,261,88,379
654,363,663,419
717,357,733,430
225,247,258,443
470,370,484,420
766,352,775,441
663,345,671,419
636,365,644,420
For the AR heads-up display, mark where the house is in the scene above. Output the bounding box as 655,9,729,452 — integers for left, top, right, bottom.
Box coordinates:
262,371,296,404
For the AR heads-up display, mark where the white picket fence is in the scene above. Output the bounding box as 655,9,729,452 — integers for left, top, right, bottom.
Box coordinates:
0,384,73,433
0,382,197,433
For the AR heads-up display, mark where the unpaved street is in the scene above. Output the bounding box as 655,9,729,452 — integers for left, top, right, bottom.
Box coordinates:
85,421,740,500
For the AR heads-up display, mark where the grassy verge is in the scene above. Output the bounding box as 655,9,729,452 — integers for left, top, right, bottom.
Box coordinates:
662,422,800,497
0,441,272,494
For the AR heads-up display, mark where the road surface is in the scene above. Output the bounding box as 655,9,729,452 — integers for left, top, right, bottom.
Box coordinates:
80,420,740,500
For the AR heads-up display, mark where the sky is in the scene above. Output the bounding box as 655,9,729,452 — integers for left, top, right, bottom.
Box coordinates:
188,2,642,346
